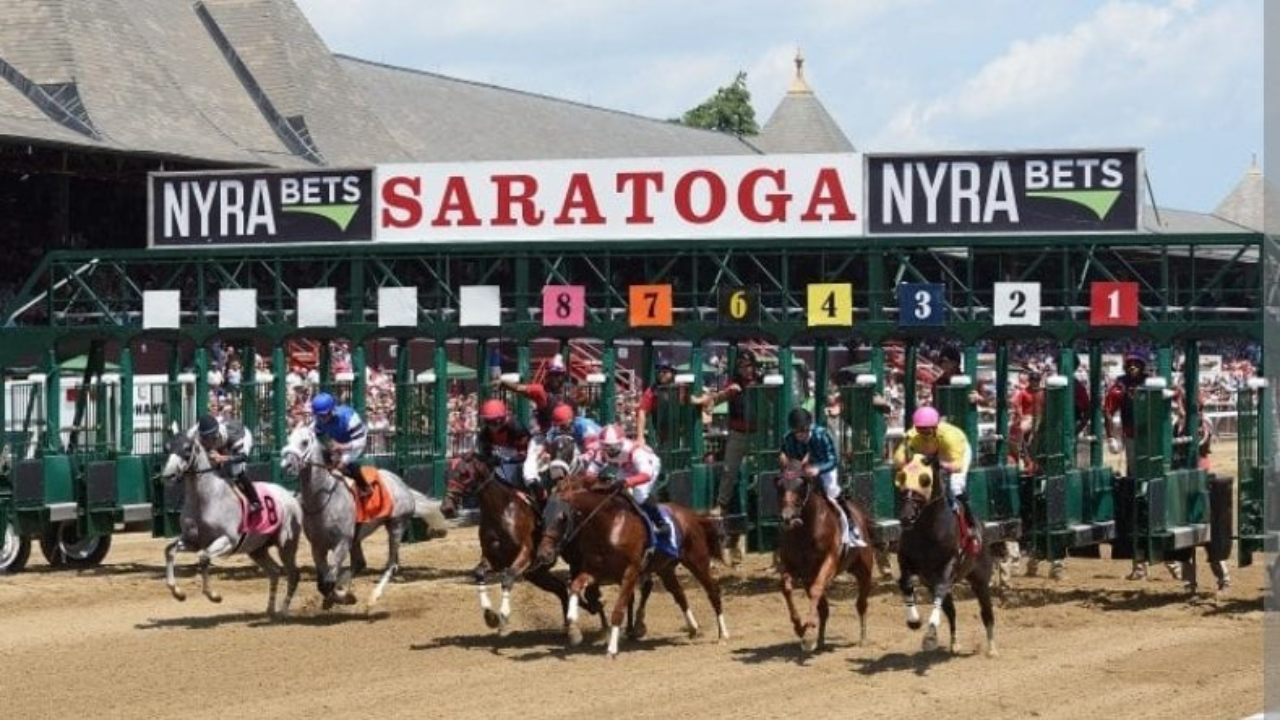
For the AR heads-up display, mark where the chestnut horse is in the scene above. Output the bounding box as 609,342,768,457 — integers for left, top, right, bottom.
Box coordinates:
535,484,727,658
896,454,997,656
442,453,601,634
775,464,875,653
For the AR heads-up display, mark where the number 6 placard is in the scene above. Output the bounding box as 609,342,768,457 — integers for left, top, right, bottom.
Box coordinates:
1090,281,1139,326
993,282,1041,326
542,285,585,327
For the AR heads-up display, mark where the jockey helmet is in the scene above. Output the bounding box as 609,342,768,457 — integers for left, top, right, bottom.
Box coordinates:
546,358,567,375
655,356,675,372
600,424,625,458
479,398,508,421
551,403,574,426
787,407,812,431
197,413,220,437
1124,354,1147,371
912,405,940,430
311,392,335,417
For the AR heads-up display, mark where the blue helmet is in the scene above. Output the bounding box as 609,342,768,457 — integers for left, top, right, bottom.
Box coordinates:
311,392,336,416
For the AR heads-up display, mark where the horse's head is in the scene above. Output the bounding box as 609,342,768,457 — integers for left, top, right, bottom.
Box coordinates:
895,453,937,528
280,424,319,475
776,460,811,528
160,432,198,483
534,494,571,567
441,454,487,518
545,435,578,484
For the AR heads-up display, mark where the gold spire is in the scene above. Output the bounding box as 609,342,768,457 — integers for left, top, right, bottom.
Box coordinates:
789,47,812,94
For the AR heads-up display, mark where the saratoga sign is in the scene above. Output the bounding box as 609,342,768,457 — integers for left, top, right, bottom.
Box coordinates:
375,154,863,242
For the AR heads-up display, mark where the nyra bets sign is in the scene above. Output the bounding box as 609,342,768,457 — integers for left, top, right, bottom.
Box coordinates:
375,154,863,242
867,150,1141,234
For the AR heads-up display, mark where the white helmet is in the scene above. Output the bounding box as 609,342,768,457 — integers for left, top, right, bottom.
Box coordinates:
600,424,625,458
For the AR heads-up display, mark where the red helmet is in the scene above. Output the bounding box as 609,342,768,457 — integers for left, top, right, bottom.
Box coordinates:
479,399,508,421
912,406,940,429
551,403,574,425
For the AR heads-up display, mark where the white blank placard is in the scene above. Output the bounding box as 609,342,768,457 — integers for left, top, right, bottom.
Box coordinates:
378,286,418,327
219,289,258,329
993,282,1041,326
298,287,337,328
459,285,501,326
143,290,180,329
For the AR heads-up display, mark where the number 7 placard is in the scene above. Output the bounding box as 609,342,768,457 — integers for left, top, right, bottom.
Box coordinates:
1089,281,1138,327
629,284,673,327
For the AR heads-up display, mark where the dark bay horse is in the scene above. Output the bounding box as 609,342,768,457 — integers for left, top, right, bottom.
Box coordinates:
442,453,601,635
896,454,996,656
776,465,875,653
535,484,727,658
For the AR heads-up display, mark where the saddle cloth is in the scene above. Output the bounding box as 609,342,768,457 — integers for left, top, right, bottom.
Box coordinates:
824,496,865,548
239,484,283,536
350,468,394,524
643,504,680,559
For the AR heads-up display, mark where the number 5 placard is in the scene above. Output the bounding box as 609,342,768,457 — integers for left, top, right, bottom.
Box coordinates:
1090,281,1138,326
993,282,1041,326
542,285,585,327
629,284,673,327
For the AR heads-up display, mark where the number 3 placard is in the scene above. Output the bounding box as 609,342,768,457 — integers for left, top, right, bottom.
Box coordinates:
993,282,1041,326
542,285,585,327
1090,281,1139,327
897,283,945,327
629,284,673,327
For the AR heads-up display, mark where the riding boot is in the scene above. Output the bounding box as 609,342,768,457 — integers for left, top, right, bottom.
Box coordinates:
642,503,670,540
349,465,372,499
237,473,262,514
956,493,981,555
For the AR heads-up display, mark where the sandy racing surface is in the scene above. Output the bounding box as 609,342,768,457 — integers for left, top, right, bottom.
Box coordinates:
0,524,1264,720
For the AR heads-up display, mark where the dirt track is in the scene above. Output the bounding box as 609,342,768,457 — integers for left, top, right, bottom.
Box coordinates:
0,527,1264,720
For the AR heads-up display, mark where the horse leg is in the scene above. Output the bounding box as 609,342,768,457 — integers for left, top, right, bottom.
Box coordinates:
277,536,300,617
565,572,597,647
780,571,807,645
164,538,188,601
248,547,282,618
197,536,235,603
815,595,831,653
803,555,839,653
681,547,728,640
350,528,368,576
970,570,998,657
941,593,957,653
473,561,500,629
607,565,643,658
629,574,654,640
898,569,921,630
922,595,944,652
658,566,701,639
851,548,874,646
526,565,571,620
369,522,401,608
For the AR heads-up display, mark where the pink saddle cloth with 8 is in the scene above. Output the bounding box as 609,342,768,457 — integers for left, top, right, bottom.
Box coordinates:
238,483,283,536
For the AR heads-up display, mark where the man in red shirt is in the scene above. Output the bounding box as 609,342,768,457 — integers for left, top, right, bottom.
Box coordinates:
693,349,761,565
635,356,683,446
497,356,575,435
1009,370,1045,472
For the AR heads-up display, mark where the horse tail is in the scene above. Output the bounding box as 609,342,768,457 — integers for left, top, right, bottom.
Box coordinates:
409,488,449,539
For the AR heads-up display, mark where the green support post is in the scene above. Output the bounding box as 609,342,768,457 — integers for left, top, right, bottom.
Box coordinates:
120,348,134,456
44,348,59,455
904,342,918,423
1058,347,1077,471
1089,343,1104,468
779,346,794,430
870,345,886,460
319,342,331,387
432,344,449,495
602,342,617,425
352,343,367,418
272,345,287,455
242,343,258,437
395,340,410,461
516,344,531,422
995,342,1009,466
1181,340,1200,471
194,346,209,418
814,343,828,427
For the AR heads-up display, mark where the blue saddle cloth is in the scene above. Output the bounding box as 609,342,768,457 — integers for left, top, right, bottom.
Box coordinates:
640,504,680,559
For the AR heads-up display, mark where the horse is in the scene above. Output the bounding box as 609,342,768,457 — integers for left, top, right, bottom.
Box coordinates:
159,432,301,618
279,424,448,609
441,445,605,635
534,481,728,658
895,453,996,656
775,462,875,653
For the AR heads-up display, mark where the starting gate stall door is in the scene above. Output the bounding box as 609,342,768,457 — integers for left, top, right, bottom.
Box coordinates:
397,368,442,498
936,378,1022,551
745,372,785,552
649,373,698,506
1236,377,1270,567
838,374,899,546
6,376,64,538
139,373,197,538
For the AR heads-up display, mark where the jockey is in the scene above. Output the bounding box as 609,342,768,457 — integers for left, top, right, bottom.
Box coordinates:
311,392,371,498
893,406,979,555
476,398,531,488
189,413,260,514
496,355,576,435
523,403,600,489
778,407,864,547
592,424,669,540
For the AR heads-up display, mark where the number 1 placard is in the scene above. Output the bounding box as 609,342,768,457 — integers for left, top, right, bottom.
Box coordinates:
993,282,1041,326
1090,281,1138,326
629,284,673,327
542,285,585,327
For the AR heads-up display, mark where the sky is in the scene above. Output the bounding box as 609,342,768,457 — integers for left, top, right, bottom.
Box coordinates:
293,0,1262,214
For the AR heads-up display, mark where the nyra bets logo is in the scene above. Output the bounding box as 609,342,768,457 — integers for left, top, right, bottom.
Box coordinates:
867,150,1140,234
150,169,374,246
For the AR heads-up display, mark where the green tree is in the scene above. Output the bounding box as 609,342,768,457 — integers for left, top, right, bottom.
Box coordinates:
677,71,759,136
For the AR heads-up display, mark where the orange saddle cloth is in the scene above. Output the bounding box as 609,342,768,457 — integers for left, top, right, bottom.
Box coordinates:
352,467,393,523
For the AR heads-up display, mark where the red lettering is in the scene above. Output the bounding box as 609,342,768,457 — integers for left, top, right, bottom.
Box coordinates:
674,170,727,224
799,168,857,222
739,168,789,223
380,176,421,228
554,173,606,225
616,172,663,224
431,176,481,227
491,174,544,226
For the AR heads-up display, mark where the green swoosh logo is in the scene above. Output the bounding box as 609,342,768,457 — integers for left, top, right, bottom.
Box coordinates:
282,204,360,231
1025,190,1121,220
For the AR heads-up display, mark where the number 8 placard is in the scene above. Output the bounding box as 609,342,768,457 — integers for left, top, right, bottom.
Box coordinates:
993,282,1041,326
542,285,585,327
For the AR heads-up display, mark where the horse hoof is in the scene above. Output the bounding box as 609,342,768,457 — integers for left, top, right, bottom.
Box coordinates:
987,645,999,658
922,636,938,652
906,620,922,631
800,637,817,654
206,593,222,604
567,624,584,647
340,592,358,606
322,595,336,611
630,621,647,640
483,609,501,629
686,626,700,640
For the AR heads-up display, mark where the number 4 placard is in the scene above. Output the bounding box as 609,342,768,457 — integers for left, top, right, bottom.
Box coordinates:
806,283,853,327
542,285,585,327
993,282,1041,326
1090,281,1139,327
629,284,673,327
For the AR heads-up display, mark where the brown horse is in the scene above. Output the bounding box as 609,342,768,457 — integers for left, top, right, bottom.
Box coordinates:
534,484,728,657
441,454,601,635
895,454,996,656
775,464,875,653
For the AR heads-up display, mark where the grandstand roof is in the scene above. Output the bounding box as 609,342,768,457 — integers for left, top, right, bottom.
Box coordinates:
754,50,855,154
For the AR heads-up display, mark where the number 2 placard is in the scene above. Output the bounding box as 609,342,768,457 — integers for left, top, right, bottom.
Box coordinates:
993,282,1041,326
1089,281,1138,327
542,285,585,327
629,284,673,327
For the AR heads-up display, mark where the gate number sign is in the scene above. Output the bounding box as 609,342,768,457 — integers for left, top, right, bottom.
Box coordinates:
718,286,760,325
629,284,673,327
542,285,586,327
806,283,853,327
897,283,945,326
1089,281,1139,326
993,282,1041,326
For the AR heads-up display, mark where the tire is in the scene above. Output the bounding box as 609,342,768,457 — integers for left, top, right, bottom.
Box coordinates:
0,521,31,574
39,521,112,569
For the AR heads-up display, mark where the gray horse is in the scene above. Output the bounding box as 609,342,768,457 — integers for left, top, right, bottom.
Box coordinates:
279,424,447,609
159,433,301,618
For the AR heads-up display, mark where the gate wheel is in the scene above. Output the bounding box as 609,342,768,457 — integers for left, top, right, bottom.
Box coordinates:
39,521,112,569
0,521,31,573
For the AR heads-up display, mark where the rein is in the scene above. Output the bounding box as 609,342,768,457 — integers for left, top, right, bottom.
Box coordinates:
539,484,621,565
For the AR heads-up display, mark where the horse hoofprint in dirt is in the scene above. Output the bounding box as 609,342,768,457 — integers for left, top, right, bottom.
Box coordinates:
279,424,448,609
159,433,301,618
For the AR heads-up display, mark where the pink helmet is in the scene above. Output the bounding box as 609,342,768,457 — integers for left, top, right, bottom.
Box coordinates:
600,424,625,456
911,406,940,429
